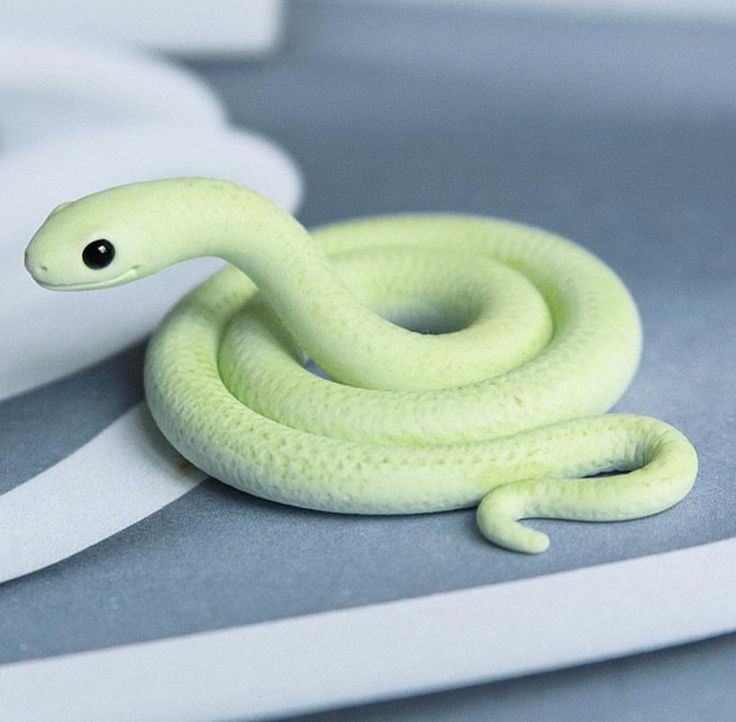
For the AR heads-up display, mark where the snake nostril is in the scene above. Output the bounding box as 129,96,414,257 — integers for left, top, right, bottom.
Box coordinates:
40,265,48,272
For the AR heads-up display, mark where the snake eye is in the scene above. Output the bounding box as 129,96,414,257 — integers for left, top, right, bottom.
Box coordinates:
82,239,115,269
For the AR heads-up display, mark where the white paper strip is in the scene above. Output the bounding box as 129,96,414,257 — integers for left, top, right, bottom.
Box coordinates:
0,404,205,584
2,0,283,57
0,32,225,152
1,537,734,721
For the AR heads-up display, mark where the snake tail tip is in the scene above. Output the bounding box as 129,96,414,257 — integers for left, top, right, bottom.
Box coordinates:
476,490,551,554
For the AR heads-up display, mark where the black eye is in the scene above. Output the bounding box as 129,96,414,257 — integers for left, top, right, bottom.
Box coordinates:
82,239,115,269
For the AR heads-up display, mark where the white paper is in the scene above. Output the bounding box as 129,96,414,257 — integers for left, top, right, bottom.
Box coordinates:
0,31,224,151
2,0,283,57
1,537,734,721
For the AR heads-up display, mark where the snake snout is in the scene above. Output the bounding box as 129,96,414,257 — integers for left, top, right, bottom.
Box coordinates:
24,250,49,281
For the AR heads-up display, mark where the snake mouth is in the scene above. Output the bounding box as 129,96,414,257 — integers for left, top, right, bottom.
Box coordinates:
36,267,141,291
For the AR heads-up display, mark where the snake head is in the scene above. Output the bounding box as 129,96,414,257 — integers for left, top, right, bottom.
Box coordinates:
26,177,295,292
25,189,149,291
24,179,206,292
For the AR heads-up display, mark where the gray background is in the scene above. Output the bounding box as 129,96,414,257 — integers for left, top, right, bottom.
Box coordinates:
1,1,735,718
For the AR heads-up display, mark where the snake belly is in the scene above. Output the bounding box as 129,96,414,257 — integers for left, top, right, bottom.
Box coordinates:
142,211,697,554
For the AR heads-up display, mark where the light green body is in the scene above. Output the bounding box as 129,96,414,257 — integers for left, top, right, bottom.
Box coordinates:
25,178,698,553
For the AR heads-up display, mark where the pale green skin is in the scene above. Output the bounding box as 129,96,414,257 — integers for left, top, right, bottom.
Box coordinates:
25,178,698,554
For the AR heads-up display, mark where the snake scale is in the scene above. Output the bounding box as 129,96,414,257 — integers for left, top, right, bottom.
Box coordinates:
25,178,697,553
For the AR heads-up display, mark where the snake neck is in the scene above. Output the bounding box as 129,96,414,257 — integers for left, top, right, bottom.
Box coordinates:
176,180,401,389
169,180,553,392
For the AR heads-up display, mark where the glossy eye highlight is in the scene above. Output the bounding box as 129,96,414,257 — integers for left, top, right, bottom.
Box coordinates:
82,239,115,269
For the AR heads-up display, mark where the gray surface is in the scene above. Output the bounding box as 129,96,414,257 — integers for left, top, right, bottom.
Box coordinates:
1,0,735,717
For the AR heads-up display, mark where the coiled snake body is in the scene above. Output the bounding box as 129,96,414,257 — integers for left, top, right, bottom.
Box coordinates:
25,178,697,553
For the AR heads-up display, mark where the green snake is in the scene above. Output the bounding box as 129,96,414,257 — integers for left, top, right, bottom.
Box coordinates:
24,178,697,553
